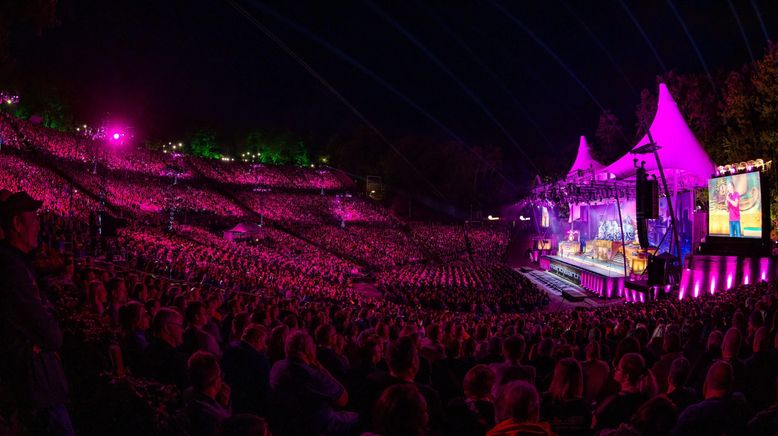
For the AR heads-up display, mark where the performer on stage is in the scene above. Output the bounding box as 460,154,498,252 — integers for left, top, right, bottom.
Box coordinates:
726,180,741,237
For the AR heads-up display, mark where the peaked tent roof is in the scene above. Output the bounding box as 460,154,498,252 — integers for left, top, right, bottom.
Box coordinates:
601,83,715,185
567,135,604,176
226,222,262,234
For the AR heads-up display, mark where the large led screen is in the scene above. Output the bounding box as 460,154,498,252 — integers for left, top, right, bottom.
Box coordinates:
708,172,762,238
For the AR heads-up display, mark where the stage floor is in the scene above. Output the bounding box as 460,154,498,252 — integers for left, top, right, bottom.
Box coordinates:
545,254,628,277
519,269,625,311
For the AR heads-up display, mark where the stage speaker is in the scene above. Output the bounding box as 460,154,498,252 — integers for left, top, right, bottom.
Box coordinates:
635,166,650,249
647,253,678,286
643,179,659,219
636,178,658,220
637,217,649,249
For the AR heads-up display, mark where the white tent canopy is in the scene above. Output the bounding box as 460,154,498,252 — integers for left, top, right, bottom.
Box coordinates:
600,83,715,186
223,222,262,241
567,135,604,177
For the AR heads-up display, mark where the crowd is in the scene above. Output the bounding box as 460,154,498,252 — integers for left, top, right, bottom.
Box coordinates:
297,225,425,268
466,228,510,262
410,223,469,261
377,263,549,313
4,199,778,435
0,153,98,218
188,157,348,190
7,113,778,436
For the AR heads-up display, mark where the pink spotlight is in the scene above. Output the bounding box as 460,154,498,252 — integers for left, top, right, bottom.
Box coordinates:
112,133,121,140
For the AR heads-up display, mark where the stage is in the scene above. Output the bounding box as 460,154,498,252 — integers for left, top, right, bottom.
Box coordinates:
540,255,628,298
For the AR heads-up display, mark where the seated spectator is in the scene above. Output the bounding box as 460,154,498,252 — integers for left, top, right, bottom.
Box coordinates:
362,335,444,433
105,277,128,327
626,395,679,436
372,384,429,436
446,364,496,436
0,191,73,435
183,301,222,358
221,323,270,416
672,360,750,435
665,357,698,414
594,353,656,431
721,328,746,392
491,335,536,391
688,330,723,391
488,380,552,436
268,330,357,435
530,338,555,393
315,323,349,382
541,358,591,435
118,301,150,374
185,351,231,436
142,307,188,389
744,327,774,410
581,341,609,406
651,331,684,393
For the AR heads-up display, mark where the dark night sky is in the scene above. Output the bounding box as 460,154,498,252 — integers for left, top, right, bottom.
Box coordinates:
9,0,776,180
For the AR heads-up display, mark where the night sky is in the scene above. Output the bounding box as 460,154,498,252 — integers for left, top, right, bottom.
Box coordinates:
8,0,776,178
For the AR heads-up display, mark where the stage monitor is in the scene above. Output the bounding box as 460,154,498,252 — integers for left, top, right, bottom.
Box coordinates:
708,171,763,239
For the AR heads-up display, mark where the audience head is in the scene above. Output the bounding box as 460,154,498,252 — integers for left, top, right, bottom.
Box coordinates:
706,330,723,352
703,360,733,399
387,336,420,381
752,326,769,353
284,330,316,364
548,358,583,402
184,301,208,328
0,191,42,253
242,323,268,352
668,357,690,391
662,331,681,354
372,384,428,436
314,324,336,348
502,335,526,363
585,341,601,361
494,381,540,424
463,364,496,400
188,351,222,397
721,328,742,360
151,308,184,347
615,353,655,395
629,395,678,436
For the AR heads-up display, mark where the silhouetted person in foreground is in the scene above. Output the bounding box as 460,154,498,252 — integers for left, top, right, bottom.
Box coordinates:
0,192,73,435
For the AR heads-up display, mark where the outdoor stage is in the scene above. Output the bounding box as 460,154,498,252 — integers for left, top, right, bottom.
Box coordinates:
539,254,627,299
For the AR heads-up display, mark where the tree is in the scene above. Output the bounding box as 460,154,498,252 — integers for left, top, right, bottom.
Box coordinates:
659,71,723,151
188,130,221,159
594,109,626,164
720,43,778,229
634,88,657,139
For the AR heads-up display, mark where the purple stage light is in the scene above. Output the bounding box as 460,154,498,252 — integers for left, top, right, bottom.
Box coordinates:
113,133,121,140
